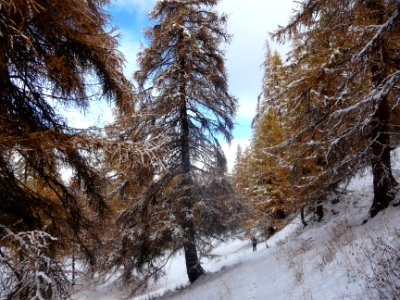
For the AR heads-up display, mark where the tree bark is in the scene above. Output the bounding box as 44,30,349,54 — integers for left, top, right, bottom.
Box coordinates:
314,202,323,221
370,96,395,217
180,126,204,282
0,35,10,100
183,220,204,283
369,39,397,217
179,64,204,282
366,4,397,217
300,206,308,226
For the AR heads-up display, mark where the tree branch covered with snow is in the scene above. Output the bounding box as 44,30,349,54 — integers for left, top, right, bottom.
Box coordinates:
0,226,70,299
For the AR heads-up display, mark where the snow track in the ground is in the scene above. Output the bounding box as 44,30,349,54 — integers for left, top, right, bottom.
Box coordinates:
74,166,400,300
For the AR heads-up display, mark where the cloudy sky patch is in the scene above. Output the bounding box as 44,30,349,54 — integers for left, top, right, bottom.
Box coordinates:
68,0,298,170
110,0,155,13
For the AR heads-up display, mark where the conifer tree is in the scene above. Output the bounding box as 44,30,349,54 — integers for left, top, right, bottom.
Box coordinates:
243,48,293,229
233,144,243,173
254,45,287,125
233,147,252,195
273,0,400,218
0,0,131,297
117,0,238,285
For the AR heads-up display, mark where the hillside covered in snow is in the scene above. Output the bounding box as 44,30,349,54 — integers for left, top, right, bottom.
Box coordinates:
74,165,400,300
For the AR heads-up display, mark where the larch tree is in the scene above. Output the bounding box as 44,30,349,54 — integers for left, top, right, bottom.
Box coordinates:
254,45,287,124
245,48,293,230
273,0,400,218
270,28,333,221
0,0,131,297
116,0,239,285
250,110,291,221
233,146,252,198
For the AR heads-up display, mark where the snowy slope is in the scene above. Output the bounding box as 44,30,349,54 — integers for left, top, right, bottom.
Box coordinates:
74,167,400,300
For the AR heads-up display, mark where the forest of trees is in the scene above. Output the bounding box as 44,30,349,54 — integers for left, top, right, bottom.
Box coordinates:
1,0,400,298
235,0,400,229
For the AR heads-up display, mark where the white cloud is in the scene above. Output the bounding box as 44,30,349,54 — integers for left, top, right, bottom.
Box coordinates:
236,96,258,121
217,0,296,125
117,29,142,79
111,0,156,13
216,0,297,172
60,99,115,129
221,138,250,173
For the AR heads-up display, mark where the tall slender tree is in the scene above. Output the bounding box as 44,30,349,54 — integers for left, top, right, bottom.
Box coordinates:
119,0,238,284
239,48,293,230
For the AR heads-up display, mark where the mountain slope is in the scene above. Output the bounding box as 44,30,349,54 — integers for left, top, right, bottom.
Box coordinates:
74,166,400,300
138,169,400,300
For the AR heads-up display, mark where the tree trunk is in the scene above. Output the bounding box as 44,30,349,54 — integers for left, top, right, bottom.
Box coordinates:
300,206,308,226
370,97,395,217
368,33,397,217
0,35,10,100
72,243,76,286
180,139,204,282
314,202,323,221
183,222,204,283
179,74,204,283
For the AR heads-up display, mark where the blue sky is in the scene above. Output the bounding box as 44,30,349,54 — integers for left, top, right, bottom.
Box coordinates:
68,0,297,171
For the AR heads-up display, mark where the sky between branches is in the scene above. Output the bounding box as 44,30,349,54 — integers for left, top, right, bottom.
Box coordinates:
66,0,297,171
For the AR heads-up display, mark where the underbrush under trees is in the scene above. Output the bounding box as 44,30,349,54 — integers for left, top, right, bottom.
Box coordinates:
0,227,70,299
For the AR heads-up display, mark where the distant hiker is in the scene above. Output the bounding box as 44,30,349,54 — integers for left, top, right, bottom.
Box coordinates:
251,236,257,251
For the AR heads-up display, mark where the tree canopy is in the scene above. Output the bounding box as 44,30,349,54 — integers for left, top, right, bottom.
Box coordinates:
0,0,131,297
112,0,242,286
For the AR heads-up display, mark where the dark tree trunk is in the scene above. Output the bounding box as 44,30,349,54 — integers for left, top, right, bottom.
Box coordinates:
300,206,308,226
314,202,324,221
368,36,397,217
370,97,395,217
183,222,204,283
179,79,204,283
0,36,10,100
180,144,204,282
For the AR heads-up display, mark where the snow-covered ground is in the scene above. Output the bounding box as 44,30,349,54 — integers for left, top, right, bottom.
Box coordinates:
73,167,400,300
